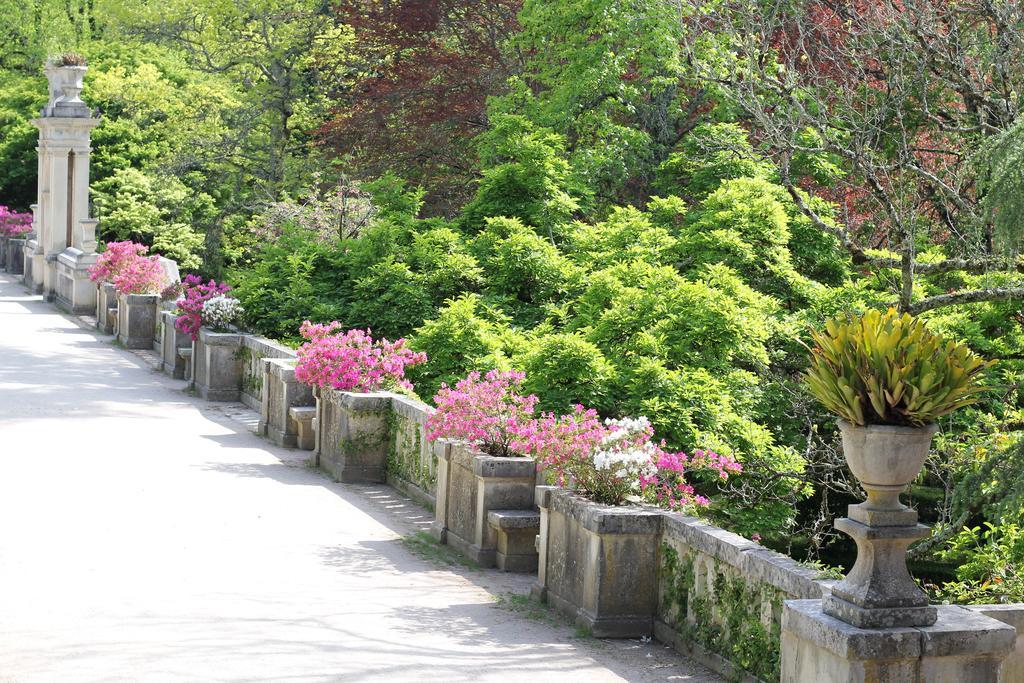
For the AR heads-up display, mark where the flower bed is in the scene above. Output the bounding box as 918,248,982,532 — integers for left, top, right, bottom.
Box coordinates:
425,370,542,569
294,321,426,483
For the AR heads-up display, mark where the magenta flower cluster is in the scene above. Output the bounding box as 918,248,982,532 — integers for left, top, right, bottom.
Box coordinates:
0,206,31,237
426,370,742,510
426,370,539,457
87,241,166,295
294,321,427,393
173,275,232,341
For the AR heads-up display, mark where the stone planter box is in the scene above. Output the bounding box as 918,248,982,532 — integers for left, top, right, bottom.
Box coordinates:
116,293,158,349
95,283,117,334
6,237,25,275
0,235,7,268
315,388,392,483
260,358,313,448
534,487,662,637
193,328,245,401
430,441,538,569
158,310,191,379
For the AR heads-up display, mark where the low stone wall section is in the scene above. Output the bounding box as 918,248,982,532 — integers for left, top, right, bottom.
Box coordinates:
386,396,437,508
238,336,296,412
657,513,836,682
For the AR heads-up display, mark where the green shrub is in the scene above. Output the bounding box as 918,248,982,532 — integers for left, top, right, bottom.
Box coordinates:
656,123,771,198
573,261,772,371
514,332,616,414
230,223,352,340
409,226,484,301
565,205,679,269
680,176,807,302
348,259,434,339
407,294,516,399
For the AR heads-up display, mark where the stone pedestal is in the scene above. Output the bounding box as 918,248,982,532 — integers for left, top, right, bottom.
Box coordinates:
316,389,392,483
55,246,97,314
116,293,158,349
193,329,244,401
781,599,1015,682
430,442,538,568
260,358,313,448
824,422,939,629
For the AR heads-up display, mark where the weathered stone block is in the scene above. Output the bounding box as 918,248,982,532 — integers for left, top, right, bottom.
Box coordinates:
54,248,97,315
6,237,25,275
193,328,244,401
316,389,392,483
488,510,540,572
95,283,117,334
781,599,1015,683
430,441,537,568
535,488,662,637
116,293,158,349
289,406,316,451
261,358,313,448
158,310,191,378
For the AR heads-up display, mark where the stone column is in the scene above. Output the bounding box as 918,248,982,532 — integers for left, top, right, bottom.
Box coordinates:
30,61,100,312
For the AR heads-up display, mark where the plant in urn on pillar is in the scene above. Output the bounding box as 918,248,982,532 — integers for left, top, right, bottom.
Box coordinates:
804,308,992,628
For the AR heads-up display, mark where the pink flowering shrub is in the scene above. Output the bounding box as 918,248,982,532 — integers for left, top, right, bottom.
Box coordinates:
426,370,539,457
514,409,741,509
173,275,232,341
294,321,427,393
0,206,31,237
87,241,166,294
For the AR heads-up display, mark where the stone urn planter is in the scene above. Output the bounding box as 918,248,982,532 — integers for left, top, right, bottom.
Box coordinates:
533,487,662,637
430,441,538,570
823,420,940,629
95,283,118,334
45,64,88,117
193,328,245,401
116,293,158,349
315,388,393,483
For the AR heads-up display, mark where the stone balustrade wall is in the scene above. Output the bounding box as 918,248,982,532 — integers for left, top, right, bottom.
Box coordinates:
12,282,1022,683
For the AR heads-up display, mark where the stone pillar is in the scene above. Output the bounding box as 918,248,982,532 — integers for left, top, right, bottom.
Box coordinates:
30,61,100,310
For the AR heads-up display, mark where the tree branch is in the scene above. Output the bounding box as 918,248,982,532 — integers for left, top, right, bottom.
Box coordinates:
906,287,1024,314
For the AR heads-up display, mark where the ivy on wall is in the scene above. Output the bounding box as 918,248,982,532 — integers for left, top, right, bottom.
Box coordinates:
385,411,437,495
660,543,784,682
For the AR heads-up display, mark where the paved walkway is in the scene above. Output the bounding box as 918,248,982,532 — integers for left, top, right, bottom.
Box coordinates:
0,272,719,682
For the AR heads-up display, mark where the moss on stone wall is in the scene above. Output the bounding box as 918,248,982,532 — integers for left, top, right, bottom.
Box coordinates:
661,543,783,682
385,411,437,494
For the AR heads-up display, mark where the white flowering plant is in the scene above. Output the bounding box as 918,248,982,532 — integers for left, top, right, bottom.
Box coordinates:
201,295,244,332
513,408,742,509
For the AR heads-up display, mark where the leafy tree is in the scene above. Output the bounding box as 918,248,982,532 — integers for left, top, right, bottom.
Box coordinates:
322,0,522,216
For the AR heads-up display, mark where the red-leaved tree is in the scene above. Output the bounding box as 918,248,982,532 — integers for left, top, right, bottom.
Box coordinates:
320,0,522,216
